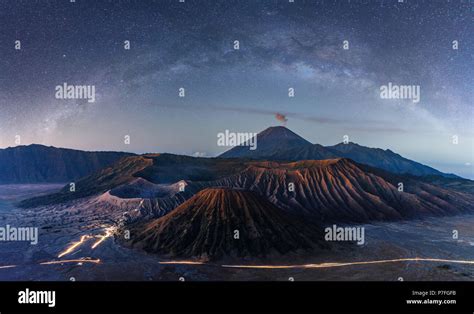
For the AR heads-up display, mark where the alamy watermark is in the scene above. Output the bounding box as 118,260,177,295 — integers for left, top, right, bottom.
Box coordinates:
0,225,38,245
55,82,96,103
18,288,55,308
217,130,257,150
380,82,420,103
324,224,365,245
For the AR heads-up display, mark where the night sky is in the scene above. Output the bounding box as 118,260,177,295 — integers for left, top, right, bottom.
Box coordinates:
0,0,472,178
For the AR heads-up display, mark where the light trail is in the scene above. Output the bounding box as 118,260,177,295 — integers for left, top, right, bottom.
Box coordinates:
57,235,92,258
221,257,474,269
91,226,116,249
40,258,101,265
57,226,116,258
159,261,205,265
0,265,17,269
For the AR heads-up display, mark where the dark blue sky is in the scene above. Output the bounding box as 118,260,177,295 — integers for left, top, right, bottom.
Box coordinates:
0,0,472,178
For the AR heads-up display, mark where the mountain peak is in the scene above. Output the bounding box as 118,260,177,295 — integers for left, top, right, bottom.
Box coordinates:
260,125,291,132
219,125,455,178
127,187,319,259
332,142,361,148
219,126,311,159
258,126,310,141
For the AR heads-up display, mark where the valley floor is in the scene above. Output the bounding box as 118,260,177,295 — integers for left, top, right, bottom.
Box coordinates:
0,184,473,281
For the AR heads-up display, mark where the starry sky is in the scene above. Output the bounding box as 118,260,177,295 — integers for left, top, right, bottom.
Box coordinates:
0,0,473,178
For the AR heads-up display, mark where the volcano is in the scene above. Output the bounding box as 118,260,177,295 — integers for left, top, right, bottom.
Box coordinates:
219,126,456,178
126,188,322,260
210,158,473,222
219,126,311,159
19,125,473,228
122,159,474,261
22,156,474,225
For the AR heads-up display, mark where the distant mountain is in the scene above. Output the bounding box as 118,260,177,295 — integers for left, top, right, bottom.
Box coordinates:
219,126,457,178
219,126,311,159
5,126,459,187
126,188,322,260
413,174,474,194
0,144,134,184
326,142,454,178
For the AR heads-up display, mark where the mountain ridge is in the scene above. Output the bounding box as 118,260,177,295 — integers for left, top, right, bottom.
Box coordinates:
0,144,134,184
208,158,473,222
21,153,474,225
121,159,474,260
2,126,460,184
125,187,324,260
219,126,458,178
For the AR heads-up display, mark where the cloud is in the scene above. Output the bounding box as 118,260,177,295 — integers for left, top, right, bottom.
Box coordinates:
192,152,206,157
275,113,288,124
150,102,414,133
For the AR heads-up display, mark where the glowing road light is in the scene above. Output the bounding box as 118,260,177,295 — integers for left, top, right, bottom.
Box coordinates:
0,265,17,269
159,261,205,265
57,226,116,258
91,226,115,249
57,235,92,258
40,258,101,265
221,257,474,269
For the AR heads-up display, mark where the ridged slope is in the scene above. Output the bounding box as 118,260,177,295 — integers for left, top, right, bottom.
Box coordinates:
19,156,152,207
128,188,321,259
211,159,473,222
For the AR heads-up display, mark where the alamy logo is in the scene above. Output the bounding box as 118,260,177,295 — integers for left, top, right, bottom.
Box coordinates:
380,82,420,103
18,289,55,307
324,224,365,245
0,225,38,245
55,82,96,103
217,130,257,150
